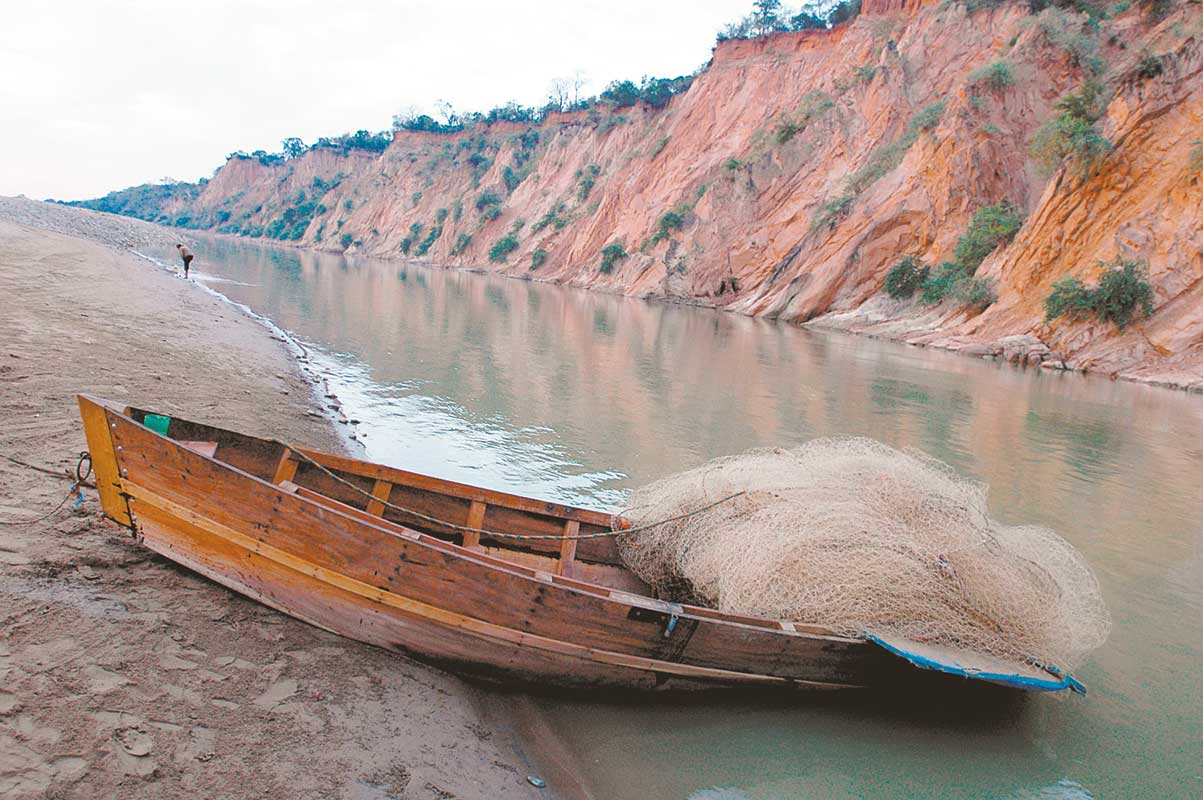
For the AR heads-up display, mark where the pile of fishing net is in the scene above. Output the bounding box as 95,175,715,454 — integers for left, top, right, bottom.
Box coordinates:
615,439,1110,669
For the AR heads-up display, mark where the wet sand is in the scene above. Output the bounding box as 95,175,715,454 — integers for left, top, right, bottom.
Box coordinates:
0,204,547,799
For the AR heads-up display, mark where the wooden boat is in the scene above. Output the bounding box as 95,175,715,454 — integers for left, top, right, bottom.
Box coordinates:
76,394,1086,694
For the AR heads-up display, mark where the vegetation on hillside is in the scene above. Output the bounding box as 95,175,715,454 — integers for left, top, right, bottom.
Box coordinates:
1045,257,1155,329
1029,80,1112,178
59,180,206,224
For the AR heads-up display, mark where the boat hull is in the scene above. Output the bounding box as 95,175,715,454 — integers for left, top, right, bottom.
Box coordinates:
73,395,948,693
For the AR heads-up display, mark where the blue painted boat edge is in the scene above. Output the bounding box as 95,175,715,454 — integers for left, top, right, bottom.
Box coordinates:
865,634,1087,695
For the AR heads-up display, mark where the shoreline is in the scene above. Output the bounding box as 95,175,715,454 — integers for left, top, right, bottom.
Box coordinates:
0,202,551,799
194,225,1203,395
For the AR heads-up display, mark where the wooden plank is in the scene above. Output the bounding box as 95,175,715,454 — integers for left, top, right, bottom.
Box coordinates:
557,520,579,577
272,449,298,485
297,448,612,526
365,479,392,517
179,441,219,458
463,501,485,550
76,396,131,527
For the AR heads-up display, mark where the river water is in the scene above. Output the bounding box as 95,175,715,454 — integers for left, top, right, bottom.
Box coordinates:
169,236,1200,799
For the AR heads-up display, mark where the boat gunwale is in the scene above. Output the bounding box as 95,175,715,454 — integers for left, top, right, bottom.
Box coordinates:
88,394,857,647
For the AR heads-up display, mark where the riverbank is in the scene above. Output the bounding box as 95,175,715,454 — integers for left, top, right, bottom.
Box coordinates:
0,202,547,799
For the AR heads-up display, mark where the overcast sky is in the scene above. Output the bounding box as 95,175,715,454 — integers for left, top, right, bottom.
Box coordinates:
0,0,758,200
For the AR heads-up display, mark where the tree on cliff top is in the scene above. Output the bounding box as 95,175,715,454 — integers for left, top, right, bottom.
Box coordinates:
282,137,306,159
718,1,859,41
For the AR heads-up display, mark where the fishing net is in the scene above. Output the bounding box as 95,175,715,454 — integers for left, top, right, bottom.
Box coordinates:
615,439,1110,670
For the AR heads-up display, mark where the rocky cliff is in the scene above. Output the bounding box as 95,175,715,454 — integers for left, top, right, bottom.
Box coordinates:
86,1,1203,389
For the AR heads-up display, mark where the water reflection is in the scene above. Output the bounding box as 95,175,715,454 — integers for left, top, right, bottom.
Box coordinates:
176,235,1202,800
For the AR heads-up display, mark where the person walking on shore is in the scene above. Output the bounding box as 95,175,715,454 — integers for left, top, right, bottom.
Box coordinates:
176,243,194,278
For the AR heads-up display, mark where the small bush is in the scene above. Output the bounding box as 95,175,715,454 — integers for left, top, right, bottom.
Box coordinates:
1093,258,1155,328
1189,140,1203,172
658,210,686,235
488,234,519,262
649,135,670,158
811,194,856,231
411,191,422,207
907,102,946,136
399,237,412,254
416,225,442,256
954,275,996,309
340,232,353,249
435,207,448,224
1134,51,1163,81
884,256,930,299
576,165,600,201
954,203,1024,273
533,205,566,233
776,120,803,144
451,233,472,256
920,262,967,304
530,248,547,270
482,206,502,221
723,157,745,171
476,191,502,213
1044,276,1095,321
854,65,877,82
1045,258,1154,329
344,199,354,211
969,61,1015,91
599,242,627,273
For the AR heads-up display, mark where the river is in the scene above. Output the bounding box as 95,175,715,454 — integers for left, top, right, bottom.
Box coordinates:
165,235,1200,799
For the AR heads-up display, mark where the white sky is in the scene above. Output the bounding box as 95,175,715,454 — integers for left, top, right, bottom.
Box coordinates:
1,0,755,200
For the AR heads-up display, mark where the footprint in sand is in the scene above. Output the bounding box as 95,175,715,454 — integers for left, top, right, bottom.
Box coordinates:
81,664,129,694
113,728,156,777
252,679,298,710
0,691,20,715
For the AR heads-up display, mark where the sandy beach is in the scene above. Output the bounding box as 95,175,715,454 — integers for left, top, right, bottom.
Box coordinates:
0,199,547,799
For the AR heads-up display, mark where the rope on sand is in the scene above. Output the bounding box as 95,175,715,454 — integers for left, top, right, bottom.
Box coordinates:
0,452,93,526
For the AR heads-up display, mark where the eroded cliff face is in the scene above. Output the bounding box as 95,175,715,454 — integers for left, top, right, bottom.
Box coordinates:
168,1,1203,389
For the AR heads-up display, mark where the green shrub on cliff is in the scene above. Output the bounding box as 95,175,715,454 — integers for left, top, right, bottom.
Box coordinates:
489,234,519,262
599,242,628,273
920,262,966,304
530,248,547,270
953,202,1023,274
1189,140,1203,172
533,204,567,233
884,256,930,299
810,193,855,231
416,225,442,256
451,233,472,256
576,165,601,201
658,210,686,236
1045,258,1154,329
340,232,353,249
969,61,1014,91
916,203,1020,307
476,190,502,212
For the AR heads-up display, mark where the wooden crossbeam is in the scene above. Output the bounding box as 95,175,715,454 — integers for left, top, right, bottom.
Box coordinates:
365,479,393,517
557,519,579,577
272,448,298,484
463,501,486,550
